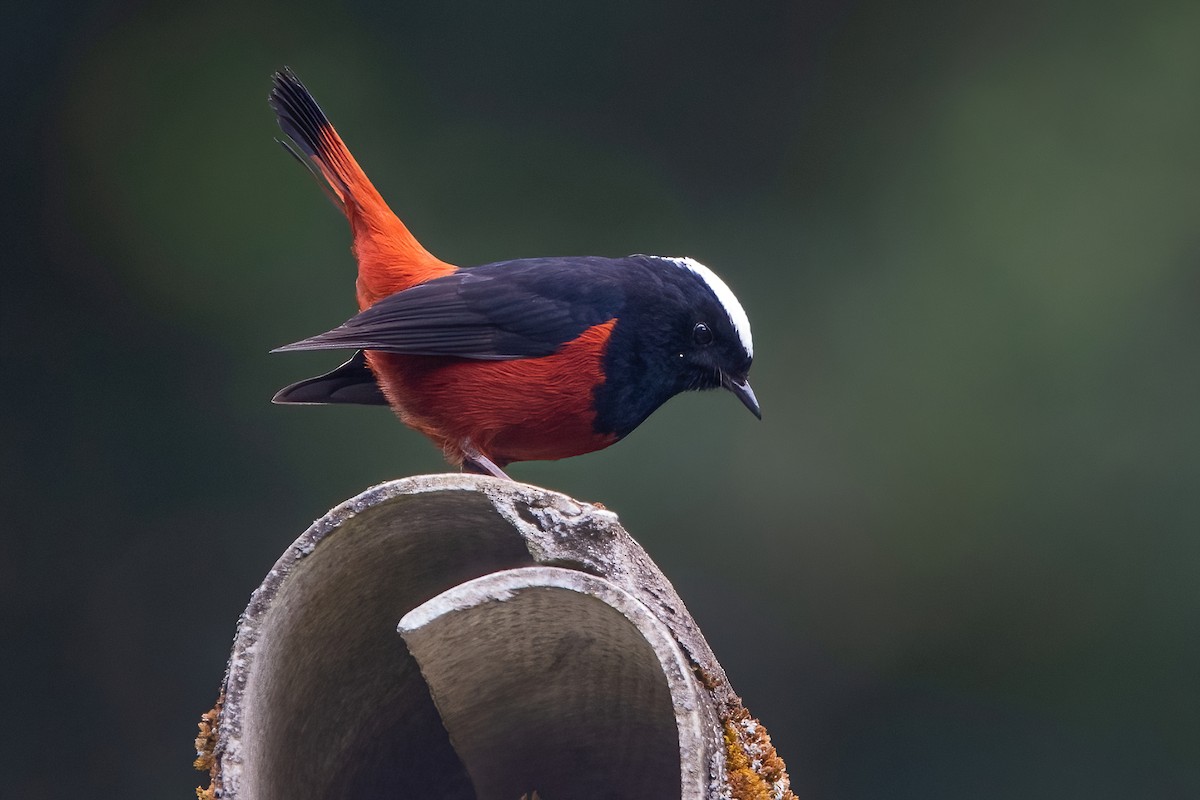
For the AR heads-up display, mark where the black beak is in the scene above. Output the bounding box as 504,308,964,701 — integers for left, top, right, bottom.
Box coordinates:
721,374,762,420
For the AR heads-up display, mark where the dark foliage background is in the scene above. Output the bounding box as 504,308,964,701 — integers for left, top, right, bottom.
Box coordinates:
3,1,1198,797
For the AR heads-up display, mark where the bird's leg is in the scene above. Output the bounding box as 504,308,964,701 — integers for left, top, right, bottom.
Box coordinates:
460,441,512,480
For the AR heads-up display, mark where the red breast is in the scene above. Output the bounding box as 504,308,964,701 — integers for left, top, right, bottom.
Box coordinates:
368,320,619,467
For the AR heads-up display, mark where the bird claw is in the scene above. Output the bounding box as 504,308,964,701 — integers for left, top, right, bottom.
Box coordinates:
461,442,512,480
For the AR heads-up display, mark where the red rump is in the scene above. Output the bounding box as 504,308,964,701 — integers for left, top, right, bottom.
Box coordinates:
269,67,454,306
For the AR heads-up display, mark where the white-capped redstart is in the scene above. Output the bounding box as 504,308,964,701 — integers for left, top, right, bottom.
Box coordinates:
269,68,759,478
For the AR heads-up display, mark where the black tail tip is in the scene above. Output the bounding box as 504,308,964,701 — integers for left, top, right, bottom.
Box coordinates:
267,66,332,144
269,66,304,105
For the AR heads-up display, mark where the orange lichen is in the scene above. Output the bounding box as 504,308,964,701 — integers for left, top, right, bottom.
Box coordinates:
722,703,796,800
194,689,224,800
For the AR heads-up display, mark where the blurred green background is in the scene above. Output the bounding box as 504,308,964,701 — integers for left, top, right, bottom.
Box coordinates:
4,0,1199,797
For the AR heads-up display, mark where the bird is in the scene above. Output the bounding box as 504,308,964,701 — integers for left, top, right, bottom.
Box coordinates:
268,67,759,479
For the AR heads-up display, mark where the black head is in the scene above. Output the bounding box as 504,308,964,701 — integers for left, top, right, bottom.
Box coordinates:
593,255,758,438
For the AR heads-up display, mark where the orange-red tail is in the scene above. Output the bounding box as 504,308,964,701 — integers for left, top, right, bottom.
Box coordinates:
269,68,455,309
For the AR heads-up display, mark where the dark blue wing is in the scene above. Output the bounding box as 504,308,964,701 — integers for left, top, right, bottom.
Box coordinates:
274,257,630,359
272,350,389,405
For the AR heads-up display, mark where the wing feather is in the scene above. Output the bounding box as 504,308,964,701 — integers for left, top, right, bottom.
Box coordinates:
274,257,628,360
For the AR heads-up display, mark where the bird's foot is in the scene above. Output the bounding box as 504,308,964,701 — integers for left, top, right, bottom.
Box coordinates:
460,441,512,480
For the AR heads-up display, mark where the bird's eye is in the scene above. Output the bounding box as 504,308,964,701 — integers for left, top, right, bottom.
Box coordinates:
693,322,714,346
